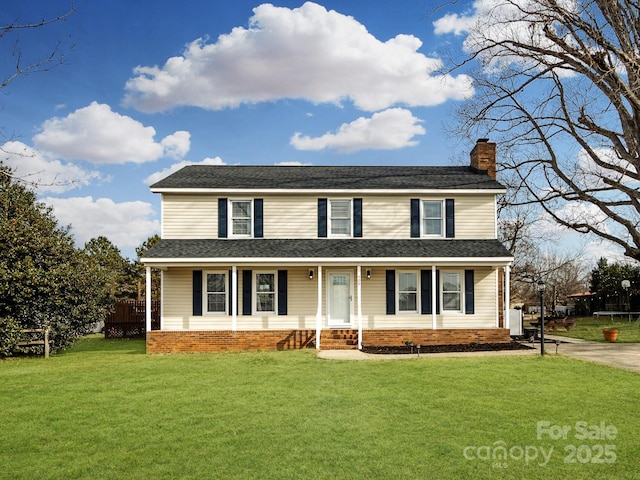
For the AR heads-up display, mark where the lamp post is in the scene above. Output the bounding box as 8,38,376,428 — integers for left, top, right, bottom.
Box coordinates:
622,280,630,311
622,279,631,321
538,280,546,356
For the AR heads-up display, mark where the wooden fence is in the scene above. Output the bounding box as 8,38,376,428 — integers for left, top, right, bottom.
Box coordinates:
105,301,160,339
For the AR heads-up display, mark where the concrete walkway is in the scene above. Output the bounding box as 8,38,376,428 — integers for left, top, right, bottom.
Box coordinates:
318,336,640,374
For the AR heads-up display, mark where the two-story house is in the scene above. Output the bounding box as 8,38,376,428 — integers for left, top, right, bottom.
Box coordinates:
141,139,513,353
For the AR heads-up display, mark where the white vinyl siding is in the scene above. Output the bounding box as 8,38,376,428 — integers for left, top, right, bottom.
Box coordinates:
452,196,496,239
162,194,217,239
436,268,496,328
361,198,407,238
358,267,497,329
262,195,317,238
159,266,499,331
362,195,496,239
161,267,319,330
160,193,497,240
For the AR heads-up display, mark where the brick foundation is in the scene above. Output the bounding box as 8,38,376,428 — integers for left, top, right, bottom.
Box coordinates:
146,328,511,353
146,329,316,353
362,328,510,347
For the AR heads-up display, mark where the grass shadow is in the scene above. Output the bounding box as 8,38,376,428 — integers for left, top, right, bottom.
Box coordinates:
58,334,146,356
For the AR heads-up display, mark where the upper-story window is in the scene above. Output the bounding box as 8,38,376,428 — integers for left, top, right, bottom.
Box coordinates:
330,199,352,237
318,198,362,238
410,198,454,238
231,200,252,237
422,200,443,236
219,198,263,239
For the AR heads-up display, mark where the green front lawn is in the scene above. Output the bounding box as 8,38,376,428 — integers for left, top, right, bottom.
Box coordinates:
1,336,638,479
545,316,640,343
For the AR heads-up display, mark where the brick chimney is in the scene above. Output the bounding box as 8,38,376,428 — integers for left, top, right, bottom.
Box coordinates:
470,138,497,179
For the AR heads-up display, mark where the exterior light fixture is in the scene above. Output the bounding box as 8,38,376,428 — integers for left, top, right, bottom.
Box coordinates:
309,269,314,280
366,269,371,279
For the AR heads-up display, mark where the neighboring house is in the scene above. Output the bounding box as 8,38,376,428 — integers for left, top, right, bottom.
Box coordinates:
141,139,514,353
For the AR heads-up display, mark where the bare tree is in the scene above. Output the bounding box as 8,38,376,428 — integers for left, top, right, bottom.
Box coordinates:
1,5,75,91
447,0,640,261
511,247,589,309
1,4,76,186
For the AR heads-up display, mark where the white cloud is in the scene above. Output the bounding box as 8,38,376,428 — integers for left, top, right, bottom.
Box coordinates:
548,202,610,233
161,131,192,159
124,2,473,113
275,161,312,166
33,102,190,164
575,147,639,190
290,108,425,153
144,157,226,185
433,11,477,36
582,240,627,265
1,141,102,193
41,196,160,252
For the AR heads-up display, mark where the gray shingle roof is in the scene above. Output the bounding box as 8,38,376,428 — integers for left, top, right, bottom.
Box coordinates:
142,238,512,261
150,165,504,190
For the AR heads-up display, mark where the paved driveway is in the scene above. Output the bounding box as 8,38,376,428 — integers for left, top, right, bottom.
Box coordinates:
546,335,640,374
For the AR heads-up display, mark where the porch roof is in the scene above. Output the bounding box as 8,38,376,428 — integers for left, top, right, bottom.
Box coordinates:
141,238,513,266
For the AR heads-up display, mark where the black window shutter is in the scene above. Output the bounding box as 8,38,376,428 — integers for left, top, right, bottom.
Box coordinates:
318,198,327,237
445,199,455,238
421,270,432,314
242,270,252,315
436,270,441,314
228,270,233,314
386,270,395,315
193,270,203,316
353,198,363,238
410,199,420,238
465,270,475,314
254,199,263,238
218,198,228,238
277,270,288,315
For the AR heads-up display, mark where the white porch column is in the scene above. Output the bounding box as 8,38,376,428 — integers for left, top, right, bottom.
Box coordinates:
232,266,238,332
504,266,511,330
315,266,323,350
495,268,500,328
357,265,363,350
145,266,152,332
431,266,437,329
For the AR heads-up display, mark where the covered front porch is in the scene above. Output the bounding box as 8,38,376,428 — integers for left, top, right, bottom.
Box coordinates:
141,238,513,352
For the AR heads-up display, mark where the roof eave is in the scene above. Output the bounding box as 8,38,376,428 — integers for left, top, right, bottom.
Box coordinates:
150,187,508,195
141,256,514,268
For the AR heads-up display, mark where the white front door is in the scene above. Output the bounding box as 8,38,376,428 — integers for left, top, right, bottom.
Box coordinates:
328,272,352,326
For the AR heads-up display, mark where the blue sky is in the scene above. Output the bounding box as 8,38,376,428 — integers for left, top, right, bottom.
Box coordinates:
3,0,615,264
3,0,484,258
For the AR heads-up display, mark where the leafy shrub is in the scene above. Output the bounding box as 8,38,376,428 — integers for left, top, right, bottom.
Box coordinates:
0,317,22,357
